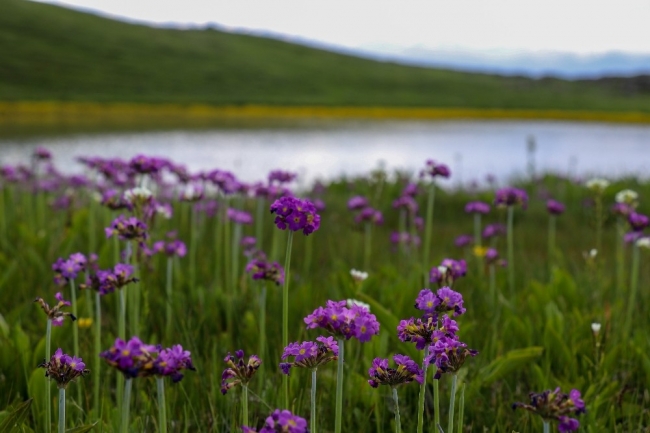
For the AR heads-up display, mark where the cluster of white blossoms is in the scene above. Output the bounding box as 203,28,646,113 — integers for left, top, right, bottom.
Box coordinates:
124,187,153,203
350,269,369,282
346,298,371,312
585,178,610,193
615,189,639,205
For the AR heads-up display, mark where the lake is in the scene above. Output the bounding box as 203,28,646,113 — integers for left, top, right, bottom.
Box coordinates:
1,119,649,187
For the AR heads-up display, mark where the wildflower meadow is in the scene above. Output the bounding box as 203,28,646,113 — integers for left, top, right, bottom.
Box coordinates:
0,148,649,432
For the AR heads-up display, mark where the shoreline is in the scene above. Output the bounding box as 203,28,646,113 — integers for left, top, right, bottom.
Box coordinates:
2,101,650,125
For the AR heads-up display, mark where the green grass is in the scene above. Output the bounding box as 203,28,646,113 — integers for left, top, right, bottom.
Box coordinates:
0,155,649,431
2,0,650,112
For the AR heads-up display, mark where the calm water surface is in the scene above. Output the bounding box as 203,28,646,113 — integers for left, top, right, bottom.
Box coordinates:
1,120,649,186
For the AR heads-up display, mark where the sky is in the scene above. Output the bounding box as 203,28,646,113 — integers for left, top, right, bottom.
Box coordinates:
37,0,650,76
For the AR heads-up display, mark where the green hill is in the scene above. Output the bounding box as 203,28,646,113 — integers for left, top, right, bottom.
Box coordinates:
2,0,650,112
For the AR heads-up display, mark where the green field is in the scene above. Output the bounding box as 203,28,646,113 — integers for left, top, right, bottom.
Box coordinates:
2,0,650,113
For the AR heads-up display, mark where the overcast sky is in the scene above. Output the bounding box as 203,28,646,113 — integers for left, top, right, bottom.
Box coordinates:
38,0,650,55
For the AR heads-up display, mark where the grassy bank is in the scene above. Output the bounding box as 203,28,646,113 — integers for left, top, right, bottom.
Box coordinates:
2,0,650,118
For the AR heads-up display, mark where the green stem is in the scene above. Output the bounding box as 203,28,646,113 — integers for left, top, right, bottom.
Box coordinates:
93,292,101,417
448,374,458,433
282,230,294,409
433,377,440,431
117,289,126,411
398,209,407,257
255,198,264,251
474,213,482,275
232,223,242,294
457,383,465,433
166,257,173,340
58,388,65,433
615,217,625,300
416,346,429,433
335,338,345,433
423,182,436,285
595,194,603,254
46,319,52,433
489,264,496,311
548,215,556,277
189,205,197,293
258,284,267,363
157,377,167,433
121,378,132,433
364,222,372,271
392,387,401,433
311,368,317,433
507,205,515,298
543,420,550,433
242,384,249,428
625,243,640,336
69,280,79,356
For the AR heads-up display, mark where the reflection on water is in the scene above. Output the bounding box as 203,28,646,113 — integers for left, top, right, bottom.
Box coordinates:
1,120,649,186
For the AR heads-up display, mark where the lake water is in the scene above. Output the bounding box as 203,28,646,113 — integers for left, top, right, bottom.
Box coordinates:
1,119,649,187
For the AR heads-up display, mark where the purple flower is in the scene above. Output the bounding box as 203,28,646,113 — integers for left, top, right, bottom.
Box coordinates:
268,170,297,185
33,146,52,160
483,223,506,239
155,344,196,383
429,259,467,287
402,183,419,197
558,416,580,433
367,354,423,388
397,316,457,350
611,203,633,217
245,258,285,285
100,336,160,378
270,196,321,235
39,348,89,389
495,187,528,209
465,201,490,214
228,208,253,225
390,232,421,248
347,196,369,210
354,207,384,225
35,294,76,326
454,234,473,248
426,337,478,379
279,336,338,375
628,212,649,231
242,409,308,433
415,287,466,320
105,215,148,243
513,388,586,431
546,199,566,215
392,196,418,214
421,160,451,179
304,300,380,342
221,350,262,394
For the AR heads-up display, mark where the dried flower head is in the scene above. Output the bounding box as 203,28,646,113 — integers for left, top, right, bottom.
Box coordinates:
513,388,586,432
34,293,76,326
368,354,423,388
221,350,262,394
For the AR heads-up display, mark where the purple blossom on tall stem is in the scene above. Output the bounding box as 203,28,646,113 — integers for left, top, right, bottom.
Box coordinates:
454,234,473,248
347,195,369,210
628,212,649,231
397,315,458,350
494,187,529,209
220,350,262,394
611,202,633,217
546,199,566,215
268,170,297,185
35,293,77,326
368,354,423,388
100,336,160,378
402,182,419,197
425,336,478,379
420,160,451,179
105,215,148,243
304,300,380,342
483,223,506,240
355,206,384,225
513,388,586,432
156,344,196,383
228,208,254,225
39,348,89,389
280,336,339,374
245,258,285,285
270,196,321,235
52,253,88,286
415,287,466,320
465,201,490,214
241,409,308,433
429,259,467,287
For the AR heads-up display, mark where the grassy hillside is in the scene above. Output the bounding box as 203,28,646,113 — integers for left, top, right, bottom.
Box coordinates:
2,0,650,112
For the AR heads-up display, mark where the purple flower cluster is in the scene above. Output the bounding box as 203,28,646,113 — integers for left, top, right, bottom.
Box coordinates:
347,196,369,210
513,388,586,433
34,292,76,326
415,287,466,320
81,263,137,295
425,337,478,379
465,201,490,214
221,350,262,394
454,234,473,248
483,223,506,239
39,348,89,389
304,300,380,342
270,197,321,235
392,195,418,214
367,354,423,388
421,160,451,179
228,208,254,225
105,215,148,243
611,203,633,217
494,187,528,209
280,336,338,374
546,199,566,215
485,248,507,267
628,212,649,231
100,337,194,382
242,409,308,433
390,232,421,247
148,239,187,258
354,206,384,225
245,258,285,285
52,253,88,285
397,315,458,350
268,170,297,185
429,259,467,287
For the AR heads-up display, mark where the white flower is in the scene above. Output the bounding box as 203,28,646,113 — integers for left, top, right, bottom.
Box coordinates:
636,237,650,249
350,269,368,282
585,178,610,193
589,249,598,258
124,187,152,203
615,189,638,205
591,322,601,333
346,299,371,311
438,265,448,274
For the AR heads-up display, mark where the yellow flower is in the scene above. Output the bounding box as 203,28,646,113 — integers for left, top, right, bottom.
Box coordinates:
473,246,487,258
78,318,93,329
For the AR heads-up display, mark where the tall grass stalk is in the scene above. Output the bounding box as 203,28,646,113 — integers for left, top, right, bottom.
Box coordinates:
311,368,317,433
447,374,458,433
364,222,372,271
121,378,132,433
474,213,483,274
157,377,167,433
489,264,496,310
392,387,401,433
282,230,294,409
423,181,436,285
258,283,267,364
242,384,249,428
165,257,173,340
548,214,556,276
335,338,345,433
615,217,625,299
68,279,82,412
506,206,515,297
624,242,640,336
543,420,550,433
255,198,264,252
58,388,65,433
595,194,604,253
46,318,52,433
416,346,429,433
457,383,465,433
93,292,101,417
232,223,242,296
433,374,440,431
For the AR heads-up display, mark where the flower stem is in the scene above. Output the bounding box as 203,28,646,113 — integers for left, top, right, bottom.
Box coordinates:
282,230,294,409
433,377,440,431
232,223,242,295
255,197,265,252
457,382,465,433
258,283,267,363
447,374,458,433
157,377,167,433
423,182,436,285
625,242,640,337
58,388,65,433
117,289,126,412
242,384,249,428
69,280,79,356
46,319,52,433
416,346,429,433
364,222,372,271
506,205,515,298
189,204,197,293
474,213,483,275
121,378,132,433
489,264,496,310
548,215,556,277
335,338,345,433
165,257,173,340
615,216,625,300
543,420,550,433
93,292,101,417
392,387,401,433
311,368,318,433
